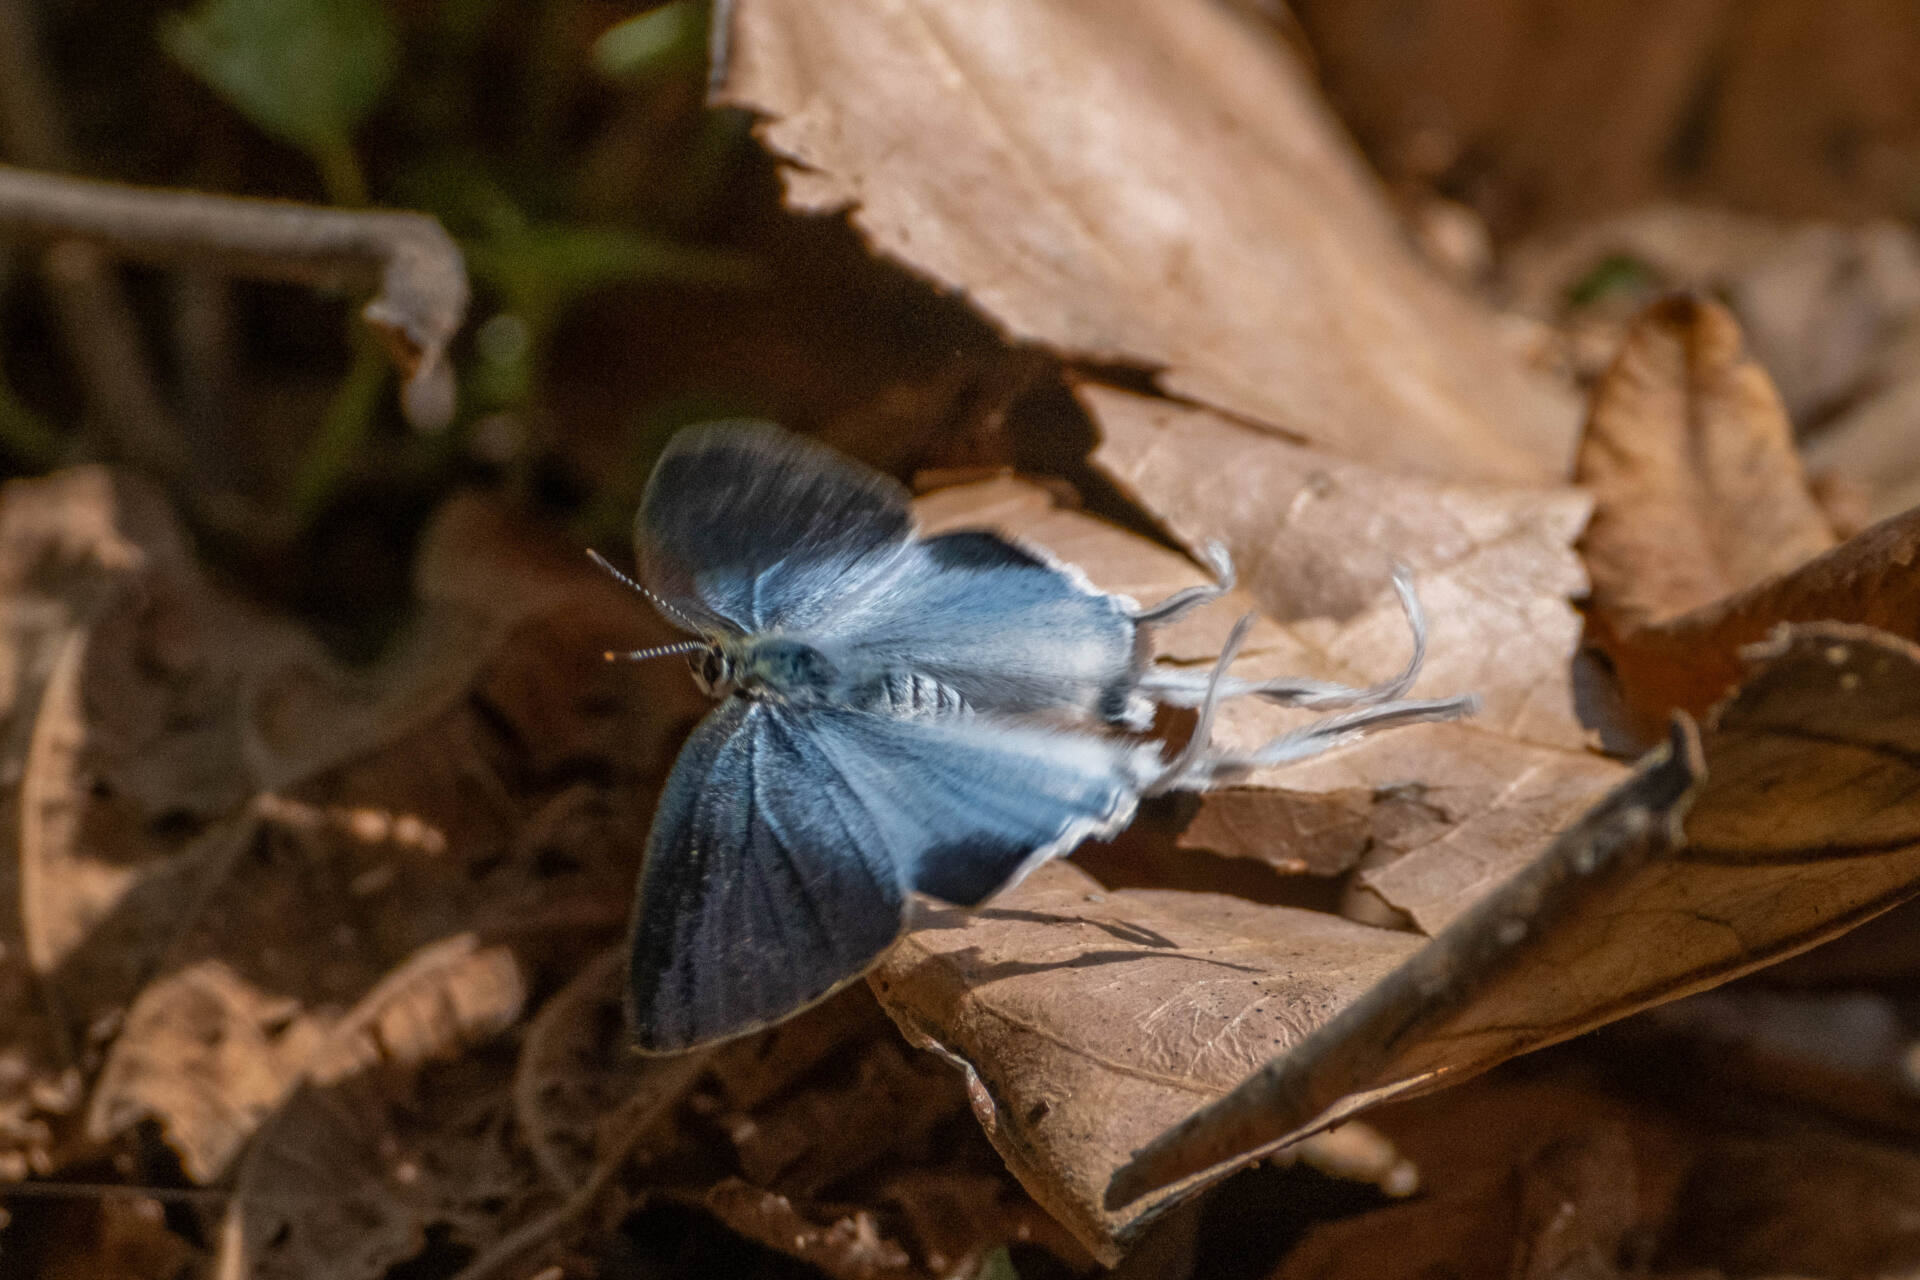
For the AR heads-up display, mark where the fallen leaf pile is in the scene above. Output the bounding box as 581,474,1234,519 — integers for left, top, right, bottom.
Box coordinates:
11,1,1920,1276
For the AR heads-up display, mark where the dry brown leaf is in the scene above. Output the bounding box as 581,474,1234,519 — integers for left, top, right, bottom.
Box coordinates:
703,1180,916,1280
878,464,1920,1255
218,1054,537,1280
87,934,524,1181
307,933,527,1084
1088,386,1591,744
1120,625,1920,1209
1594,511,1920,738
872,859,1427,1261
1578,296,1837,634
1293,3,1920,230
1666,1128,1920,1276
1575,297,1851,739
83,960,325,1181
1081,391,1618,922
717,0,1577,483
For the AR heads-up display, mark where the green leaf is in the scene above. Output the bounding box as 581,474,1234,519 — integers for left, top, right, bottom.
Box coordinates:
592,0,708,80
971,1247,1021,1280
464,223,757,331
162,0,398,154
1566,253,1659,309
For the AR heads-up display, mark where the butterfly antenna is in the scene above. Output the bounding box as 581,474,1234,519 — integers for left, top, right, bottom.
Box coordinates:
604,639,709,663
586,549,702,632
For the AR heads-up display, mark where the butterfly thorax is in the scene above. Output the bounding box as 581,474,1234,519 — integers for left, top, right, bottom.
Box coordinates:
700,636,969,716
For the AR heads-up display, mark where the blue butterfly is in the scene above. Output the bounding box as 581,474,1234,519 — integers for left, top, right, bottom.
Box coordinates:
593,422,1473,1053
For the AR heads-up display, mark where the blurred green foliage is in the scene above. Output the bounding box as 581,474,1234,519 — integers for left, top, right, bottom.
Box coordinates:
1567,253,1659,309
147,0,758,549
163,0,398,203
593,0,709,80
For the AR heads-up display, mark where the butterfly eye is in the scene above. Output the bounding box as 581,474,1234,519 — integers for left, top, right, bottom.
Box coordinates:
690,650,729,695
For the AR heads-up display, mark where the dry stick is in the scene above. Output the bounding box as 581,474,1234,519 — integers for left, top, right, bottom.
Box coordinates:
1106,718,1704,1208
0,164,469,431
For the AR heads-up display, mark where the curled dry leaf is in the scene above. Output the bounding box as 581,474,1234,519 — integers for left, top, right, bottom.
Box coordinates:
1577,295,1837,633
1577,298,1920,738
83,959,324,1182
1084,391,1618,925
87,933,524,1182
1593,509,1920,740
716,0,1576,483
1578,296,1836,736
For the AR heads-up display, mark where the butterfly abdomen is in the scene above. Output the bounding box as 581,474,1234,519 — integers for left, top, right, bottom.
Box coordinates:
868,670,971,716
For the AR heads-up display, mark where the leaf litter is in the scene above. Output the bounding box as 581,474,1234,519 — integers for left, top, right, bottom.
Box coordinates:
12,2,1920,1276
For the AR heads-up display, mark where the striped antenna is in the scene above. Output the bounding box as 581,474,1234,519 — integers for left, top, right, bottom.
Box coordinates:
586,549,702,632
604,639,708,663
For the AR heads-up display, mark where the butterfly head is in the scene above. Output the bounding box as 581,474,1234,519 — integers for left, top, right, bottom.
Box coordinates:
690,644,737,697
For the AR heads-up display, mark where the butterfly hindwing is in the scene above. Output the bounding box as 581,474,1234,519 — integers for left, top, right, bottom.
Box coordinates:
803,707,1156,905
636,421,916,635
817,528,1148,724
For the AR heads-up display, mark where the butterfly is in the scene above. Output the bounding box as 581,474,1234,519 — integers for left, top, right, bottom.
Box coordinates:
592,421,1474,1053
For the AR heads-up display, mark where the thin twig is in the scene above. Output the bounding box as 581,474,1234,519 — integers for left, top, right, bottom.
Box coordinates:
448,1050,714,1280
0,164,468,430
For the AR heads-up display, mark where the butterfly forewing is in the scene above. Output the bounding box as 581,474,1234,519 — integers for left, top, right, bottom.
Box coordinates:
637,421,918,635
628,699,908,1053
